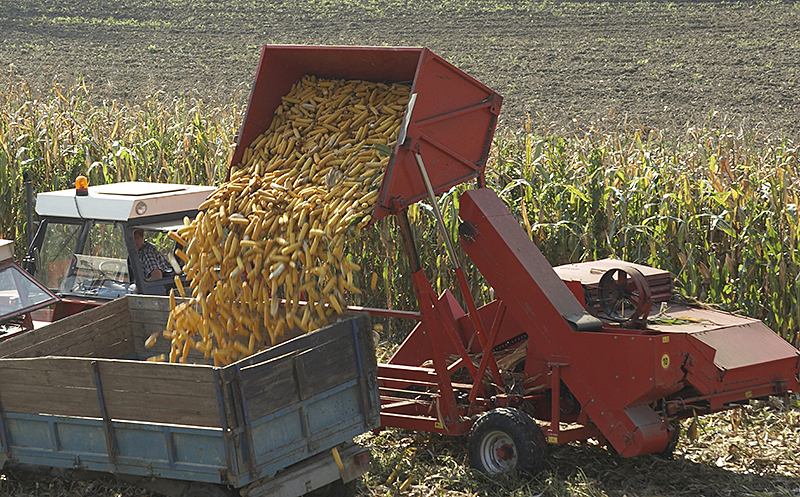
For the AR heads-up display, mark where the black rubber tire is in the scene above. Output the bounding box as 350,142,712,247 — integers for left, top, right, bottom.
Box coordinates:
467,407,547,475
180,482,238,497
304,479,356,497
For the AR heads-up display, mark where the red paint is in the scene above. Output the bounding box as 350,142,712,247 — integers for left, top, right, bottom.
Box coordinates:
230,45,501,220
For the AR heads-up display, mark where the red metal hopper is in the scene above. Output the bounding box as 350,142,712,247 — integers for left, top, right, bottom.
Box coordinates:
232,45,502,221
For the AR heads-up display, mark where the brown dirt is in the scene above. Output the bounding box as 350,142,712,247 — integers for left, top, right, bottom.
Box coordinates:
1,0,799,140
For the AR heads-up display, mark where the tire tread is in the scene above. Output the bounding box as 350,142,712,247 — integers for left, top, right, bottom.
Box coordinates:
467,407,546,475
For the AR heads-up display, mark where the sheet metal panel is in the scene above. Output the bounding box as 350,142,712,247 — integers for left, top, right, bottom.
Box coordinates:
4,413,225,483
35,182,215,221
690,322,800,371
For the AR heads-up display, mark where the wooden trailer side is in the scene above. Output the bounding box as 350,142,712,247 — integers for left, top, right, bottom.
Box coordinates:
0,296,221,428
127,295,215,363
0,297,135,359
218,314,380,485
0,355,221,427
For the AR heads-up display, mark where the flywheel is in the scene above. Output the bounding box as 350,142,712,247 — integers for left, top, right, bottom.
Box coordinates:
596,266,653,326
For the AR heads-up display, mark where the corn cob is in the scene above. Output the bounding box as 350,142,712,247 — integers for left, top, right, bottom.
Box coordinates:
156,75,408,365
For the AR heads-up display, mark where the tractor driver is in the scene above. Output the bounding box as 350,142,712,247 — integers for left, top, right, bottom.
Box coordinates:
132,228,173,281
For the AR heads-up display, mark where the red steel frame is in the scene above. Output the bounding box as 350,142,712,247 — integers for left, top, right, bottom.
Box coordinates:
228,44,800,456
374,187,799,456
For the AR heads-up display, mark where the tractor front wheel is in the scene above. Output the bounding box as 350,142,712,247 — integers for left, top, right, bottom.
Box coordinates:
467,407,546,475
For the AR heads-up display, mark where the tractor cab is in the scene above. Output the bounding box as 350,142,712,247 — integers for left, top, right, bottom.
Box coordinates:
0,239,59,337
25,180,214,322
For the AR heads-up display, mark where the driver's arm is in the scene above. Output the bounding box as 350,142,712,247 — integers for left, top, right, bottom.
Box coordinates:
148,268,163,281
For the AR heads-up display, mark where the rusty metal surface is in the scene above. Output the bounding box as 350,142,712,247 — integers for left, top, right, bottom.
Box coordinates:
554,258,671,286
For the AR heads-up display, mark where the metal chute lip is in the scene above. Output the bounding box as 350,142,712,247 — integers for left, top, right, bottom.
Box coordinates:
397,92,417,146
563,312,604,332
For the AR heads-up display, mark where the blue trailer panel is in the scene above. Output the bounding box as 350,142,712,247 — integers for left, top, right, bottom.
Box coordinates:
0,295,379,495
3,413,226,482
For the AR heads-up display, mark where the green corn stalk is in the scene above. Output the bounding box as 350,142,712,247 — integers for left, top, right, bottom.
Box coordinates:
3,71,799,347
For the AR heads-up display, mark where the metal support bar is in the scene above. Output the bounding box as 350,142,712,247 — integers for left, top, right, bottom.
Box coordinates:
234,366,257,477
664,380,790,415
213,368,230,432
411,272,459,423
547,362,568,444
344,305,423,321
414,153,492,354
432,298,481,380
299,404,313,452
164,426,177,469
351,319,372,422
484,300,507,387
24,171,34,250
213,368,236,480
397,187,481,393
447,357,466,372
397,209,422,274
379,411,474,435
91,360,119,471
469,303,507,408
413,153,459,267
0,395,12,459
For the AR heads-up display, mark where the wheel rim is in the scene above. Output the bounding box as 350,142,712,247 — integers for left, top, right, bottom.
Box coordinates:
479,430,517,473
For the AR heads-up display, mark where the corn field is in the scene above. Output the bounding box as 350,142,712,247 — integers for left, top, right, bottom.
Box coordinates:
1,71,799,347
487,118,800,347
0,69,241,248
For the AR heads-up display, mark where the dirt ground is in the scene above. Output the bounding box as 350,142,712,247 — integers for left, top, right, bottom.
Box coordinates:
1,0,799,140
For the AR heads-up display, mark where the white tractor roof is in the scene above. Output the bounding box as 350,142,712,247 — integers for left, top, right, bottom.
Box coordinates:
0,239,14,262
35,182,216,222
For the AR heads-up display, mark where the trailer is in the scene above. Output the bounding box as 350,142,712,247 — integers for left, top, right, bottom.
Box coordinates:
228,45,800,474
0,294,379,497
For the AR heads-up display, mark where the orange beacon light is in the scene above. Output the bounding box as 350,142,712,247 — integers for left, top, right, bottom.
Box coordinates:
75,175,89,196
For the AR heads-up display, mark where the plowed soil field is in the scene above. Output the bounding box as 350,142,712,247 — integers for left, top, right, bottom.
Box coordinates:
1,2,800,497
1,0,799,139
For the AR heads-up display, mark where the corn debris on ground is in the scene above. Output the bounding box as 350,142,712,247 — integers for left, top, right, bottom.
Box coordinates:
152,76,410,365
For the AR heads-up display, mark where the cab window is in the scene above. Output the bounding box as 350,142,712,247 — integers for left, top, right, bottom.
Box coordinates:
60,222,132,298
35,222,82,291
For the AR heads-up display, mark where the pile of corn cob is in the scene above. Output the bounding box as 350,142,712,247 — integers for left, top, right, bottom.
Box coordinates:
147,76,409,365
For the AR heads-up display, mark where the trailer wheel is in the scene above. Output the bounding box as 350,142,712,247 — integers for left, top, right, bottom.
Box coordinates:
180,483,238,497
304,478,356,497
468,407,546,475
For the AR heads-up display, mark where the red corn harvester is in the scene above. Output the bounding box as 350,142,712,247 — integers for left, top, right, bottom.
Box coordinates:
234,45,800,474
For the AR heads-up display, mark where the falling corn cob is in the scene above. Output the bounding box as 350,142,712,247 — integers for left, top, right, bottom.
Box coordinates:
157,75,409,366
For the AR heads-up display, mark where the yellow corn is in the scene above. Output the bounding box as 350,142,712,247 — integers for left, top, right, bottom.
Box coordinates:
175,249,190,263
165,75,408,365
399,476,413,492
168,231,187,246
